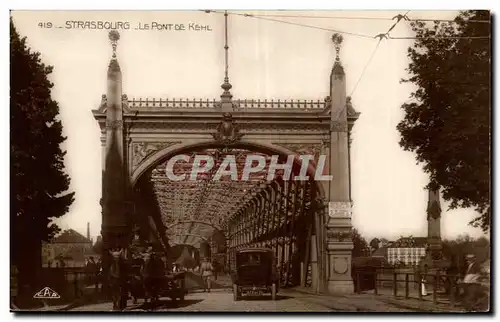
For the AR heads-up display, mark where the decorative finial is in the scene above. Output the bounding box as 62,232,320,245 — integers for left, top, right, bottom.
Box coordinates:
331,33,343,62
109,30,120,59
220,10,233,102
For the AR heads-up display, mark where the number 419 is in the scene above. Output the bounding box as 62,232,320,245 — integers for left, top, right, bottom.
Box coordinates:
38,22,53,28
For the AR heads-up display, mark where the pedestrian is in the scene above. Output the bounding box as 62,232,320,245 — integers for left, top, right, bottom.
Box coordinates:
86,256,97,285
461,254,483,309
421,276,427,296
200,257,214,292
95,258,102,292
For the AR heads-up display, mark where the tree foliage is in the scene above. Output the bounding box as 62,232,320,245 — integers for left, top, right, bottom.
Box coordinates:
10,17,75,272
397,10,491,232
352,229,369,258
369,238,380,251
442,234,490,265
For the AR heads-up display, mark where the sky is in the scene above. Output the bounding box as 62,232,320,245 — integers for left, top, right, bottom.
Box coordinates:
10,10,488,242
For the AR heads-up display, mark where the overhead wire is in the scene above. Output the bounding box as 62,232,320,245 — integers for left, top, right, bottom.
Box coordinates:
348,10,410,95
348,40,382,97
325,10,409,122
201,9,490,120
204,10,373,39
202,10,491,40
230,13,491,24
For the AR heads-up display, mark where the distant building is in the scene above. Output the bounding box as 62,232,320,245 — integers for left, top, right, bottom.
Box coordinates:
374,237,428,267
42,224,98,268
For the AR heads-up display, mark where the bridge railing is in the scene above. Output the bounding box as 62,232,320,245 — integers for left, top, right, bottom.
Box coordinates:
354,268,489,310
126,97,328,110
128,98,218,109
233,99,327,110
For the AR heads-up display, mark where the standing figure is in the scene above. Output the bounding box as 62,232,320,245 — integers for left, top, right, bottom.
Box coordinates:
141,252,164,303
461,254,485,310
86,257,97,286
108,248,128,311
200,257,214,292
96,258,103,292
129,254,145,304
421,277,428,296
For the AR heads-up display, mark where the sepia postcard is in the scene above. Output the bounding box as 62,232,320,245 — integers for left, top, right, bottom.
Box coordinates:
9,9,491,313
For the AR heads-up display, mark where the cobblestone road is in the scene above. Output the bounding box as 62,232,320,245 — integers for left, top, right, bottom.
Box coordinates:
60,273,456,312
70,289,336,312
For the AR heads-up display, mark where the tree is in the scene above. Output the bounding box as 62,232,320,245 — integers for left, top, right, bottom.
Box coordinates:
352,229,369,258
442,234,490,268
369,238,380,252
10,17,74,298
397,10,491,232
379,238,389,247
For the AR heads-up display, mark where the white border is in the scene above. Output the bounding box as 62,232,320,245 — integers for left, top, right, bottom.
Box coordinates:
2,1,498,321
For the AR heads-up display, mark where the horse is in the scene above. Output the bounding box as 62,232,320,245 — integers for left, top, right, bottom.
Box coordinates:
141,252,165,304
108,249,128,311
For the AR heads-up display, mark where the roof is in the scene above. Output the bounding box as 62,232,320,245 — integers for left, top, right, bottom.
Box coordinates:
52,229,91,244
372,247,388,258
391,237,428,248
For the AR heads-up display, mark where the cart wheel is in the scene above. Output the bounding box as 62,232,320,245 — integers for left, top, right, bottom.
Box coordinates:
271,283,277,301
233,284,239,301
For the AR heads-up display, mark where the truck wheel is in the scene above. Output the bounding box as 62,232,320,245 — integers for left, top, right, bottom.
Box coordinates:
271,283,277,301
233,284,239,301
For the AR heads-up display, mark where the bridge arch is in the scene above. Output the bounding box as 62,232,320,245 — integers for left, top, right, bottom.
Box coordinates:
132,139,328,288
130,139,326,199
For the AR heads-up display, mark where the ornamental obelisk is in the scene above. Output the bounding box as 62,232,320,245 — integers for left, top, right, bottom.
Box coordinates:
101,30,128,252
325,33,355,294
426,188,443,260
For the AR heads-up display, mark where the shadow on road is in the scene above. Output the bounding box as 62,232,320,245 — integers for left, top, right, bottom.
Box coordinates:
237,294,292,301
61,291,112,311
133,298,203,311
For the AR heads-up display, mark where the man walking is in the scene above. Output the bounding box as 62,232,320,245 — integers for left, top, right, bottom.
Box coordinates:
200,257,214,292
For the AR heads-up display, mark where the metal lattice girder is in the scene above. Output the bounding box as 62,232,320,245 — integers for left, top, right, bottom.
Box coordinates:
142,149,295,245
227,179,316,289
139,144,320,286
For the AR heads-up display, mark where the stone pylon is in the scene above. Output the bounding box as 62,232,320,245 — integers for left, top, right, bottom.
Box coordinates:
101,30,129,252
324,33,355,294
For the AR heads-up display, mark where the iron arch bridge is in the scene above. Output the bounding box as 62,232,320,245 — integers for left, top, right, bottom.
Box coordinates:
95,30,359,294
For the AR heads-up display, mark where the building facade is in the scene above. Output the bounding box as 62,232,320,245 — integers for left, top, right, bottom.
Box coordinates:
42,228,95,268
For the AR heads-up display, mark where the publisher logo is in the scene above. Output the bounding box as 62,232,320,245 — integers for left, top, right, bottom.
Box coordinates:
33,287,60,299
